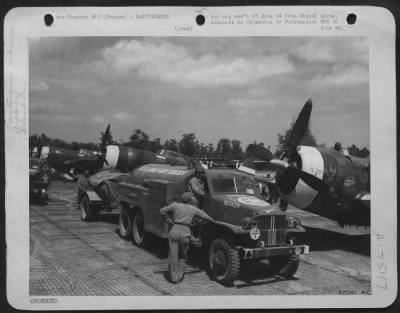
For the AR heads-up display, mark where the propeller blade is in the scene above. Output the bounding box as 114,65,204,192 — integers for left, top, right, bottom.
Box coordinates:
246,144,273,161
100,124,111,153
286,99,312,157
285,167,330,194
270,159,290,169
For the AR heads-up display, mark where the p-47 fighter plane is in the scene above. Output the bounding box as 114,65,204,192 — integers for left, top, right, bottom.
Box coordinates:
31,145,100,180
97,125,189,172
242,99,370,228
32,125,189,180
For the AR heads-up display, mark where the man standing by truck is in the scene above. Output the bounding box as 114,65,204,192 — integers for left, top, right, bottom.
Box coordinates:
160,192,214,283
188,165,206,207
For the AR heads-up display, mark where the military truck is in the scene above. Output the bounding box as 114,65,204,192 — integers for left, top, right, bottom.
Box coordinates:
79,163,309,284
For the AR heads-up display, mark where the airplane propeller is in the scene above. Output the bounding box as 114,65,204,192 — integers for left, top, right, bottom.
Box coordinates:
97,124,111,168
285,99,312,159
246,98,331,196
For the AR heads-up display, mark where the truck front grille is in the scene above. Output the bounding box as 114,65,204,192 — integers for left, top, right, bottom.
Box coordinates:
254,215,286,246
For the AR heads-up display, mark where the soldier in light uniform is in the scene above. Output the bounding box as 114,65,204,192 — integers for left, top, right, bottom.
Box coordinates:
160,192,214,283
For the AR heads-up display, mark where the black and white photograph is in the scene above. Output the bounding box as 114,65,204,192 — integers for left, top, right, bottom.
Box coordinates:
28,35,372,294
4,6,397,310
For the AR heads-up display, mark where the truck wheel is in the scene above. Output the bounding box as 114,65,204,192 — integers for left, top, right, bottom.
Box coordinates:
132,210,147,247
119,204,133,240
80,195,95,221
208,238,240,285
269,254,300,278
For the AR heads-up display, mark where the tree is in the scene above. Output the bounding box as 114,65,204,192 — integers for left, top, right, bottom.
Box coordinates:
207,143,215,157
231,140,244,159
164,139,179,152
179,133,197,157
216,138,232,157
29,134,40,150
198,142,208,156
39,133,50,146
334,142,342,151
347,144,370,157
129,129,150,149
276,121,317,156
149,138,162,152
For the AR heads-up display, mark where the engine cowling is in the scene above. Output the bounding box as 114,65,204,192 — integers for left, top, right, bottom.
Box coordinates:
103,145,161,172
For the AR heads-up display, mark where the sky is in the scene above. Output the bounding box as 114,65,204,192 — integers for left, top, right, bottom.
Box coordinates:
29,36,370,150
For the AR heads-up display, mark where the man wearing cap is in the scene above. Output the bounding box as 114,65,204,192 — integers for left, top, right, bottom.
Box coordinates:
160,192,214,283
77,170,91,206
188,163,207,207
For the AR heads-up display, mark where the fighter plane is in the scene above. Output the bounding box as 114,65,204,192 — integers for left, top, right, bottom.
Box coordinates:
31,144,100,180
31,125,190,180
97,125,189,172
243,99,370,228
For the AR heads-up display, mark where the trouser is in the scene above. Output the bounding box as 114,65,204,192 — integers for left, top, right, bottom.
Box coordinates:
168,224,191,283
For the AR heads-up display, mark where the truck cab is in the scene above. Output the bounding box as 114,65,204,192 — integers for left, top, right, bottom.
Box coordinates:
79,163,309,284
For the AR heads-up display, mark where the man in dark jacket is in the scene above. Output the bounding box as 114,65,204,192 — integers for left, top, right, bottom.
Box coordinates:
160,192,214,283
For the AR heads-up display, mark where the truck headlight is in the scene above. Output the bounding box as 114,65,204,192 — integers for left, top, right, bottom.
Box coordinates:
286,215,301,229
242,217,257,229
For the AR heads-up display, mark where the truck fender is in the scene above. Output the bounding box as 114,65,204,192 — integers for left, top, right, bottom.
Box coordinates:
201,221,247,247
211,220,249,235
84,190,103,205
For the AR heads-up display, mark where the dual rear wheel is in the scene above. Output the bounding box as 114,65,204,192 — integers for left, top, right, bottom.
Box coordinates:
119,205,147,247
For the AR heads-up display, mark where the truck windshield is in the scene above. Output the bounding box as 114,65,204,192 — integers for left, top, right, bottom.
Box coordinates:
211,175,255,194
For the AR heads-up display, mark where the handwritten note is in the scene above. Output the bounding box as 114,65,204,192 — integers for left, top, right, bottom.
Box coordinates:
374,232,389,290
5,72,27,135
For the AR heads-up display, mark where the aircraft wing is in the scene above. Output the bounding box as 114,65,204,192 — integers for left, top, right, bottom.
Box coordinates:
63,157,98,169
286,205,370,236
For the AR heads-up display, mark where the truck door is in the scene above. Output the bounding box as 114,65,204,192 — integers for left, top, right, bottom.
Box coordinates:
201,193,220,220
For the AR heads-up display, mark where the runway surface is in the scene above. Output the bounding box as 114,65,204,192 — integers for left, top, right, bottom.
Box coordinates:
30,181,371,296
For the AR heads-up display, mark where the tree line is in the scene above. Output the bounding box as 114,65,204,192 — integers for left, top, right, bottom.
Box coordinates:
29,125,370,159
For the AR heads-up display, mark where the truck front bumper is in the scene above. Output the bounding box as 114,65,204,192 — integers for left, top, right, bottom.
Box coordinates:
240,244,309,260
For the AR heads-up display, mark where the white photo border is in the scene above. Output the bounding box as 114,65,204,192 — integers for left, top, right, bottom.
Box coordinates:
4,6,397,310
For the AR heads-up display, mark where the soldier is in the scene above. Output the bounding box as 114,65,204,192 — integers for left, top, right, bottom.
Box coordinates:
188,166,206,207
160,192,214,283
77,170,91,205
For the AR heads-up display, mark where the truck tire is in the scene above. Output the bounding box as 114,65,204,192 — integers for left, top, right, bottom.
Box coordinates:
132,210,148,247
80,195,96,221
119,204,133,240
269,254,300,278
208,238,240,285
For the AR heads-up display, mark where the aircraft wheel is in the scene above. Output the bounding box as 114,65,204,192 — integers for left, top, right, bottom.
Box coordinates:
269,254,299,278
80,195,96,221
119,204,133,240
132,210,148,247
208,238,240,285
